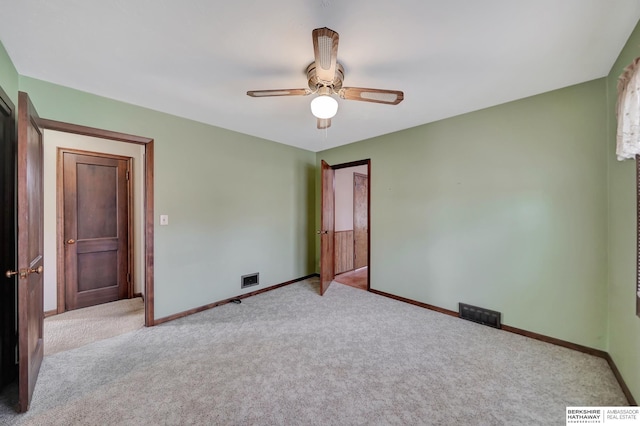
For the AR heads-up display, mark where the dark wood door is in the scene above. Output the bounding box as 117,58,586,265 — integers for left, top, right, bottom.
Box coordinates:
0,86,17,389
353,173,368,270
63,152,130,310
16,92,44,413
320,160,335,295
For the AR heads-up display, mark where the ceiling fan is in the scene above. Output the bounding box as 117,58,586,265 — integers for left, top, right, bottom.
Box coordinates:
247,27,404,129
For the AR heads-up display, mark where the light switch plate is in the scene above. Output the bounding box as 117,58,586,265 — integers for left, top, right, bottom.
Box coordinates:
160,214,169,226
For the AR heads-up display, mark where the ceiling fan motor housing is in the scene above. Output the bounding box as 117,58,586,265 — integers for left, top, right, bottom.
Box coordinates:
307,62,344,93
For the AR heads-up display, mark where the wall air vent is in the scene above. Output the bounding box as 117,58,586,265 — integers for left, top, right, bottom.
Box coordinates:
241,273,259,289
459,303,502,329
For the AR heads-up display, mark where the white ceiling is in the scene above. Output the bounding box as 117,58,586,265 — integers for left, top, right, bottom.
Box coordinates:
1,1,639,152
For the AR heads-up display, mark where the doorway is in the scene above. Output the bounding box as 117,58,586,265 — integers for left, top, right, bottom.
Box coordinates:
320,159,370,294
40,121,155,327
333,165,369,291
0,95,155,412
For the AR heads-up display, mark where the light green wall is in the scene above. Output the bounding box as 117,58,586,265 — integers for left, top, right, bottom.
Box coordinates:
318,79,609,350
606,20,640,402
17,76,316,319
0,41,18,106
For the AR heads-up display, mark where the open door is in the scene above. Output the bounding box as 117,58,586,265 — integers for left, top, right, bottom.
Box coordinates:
320,160,335,295
13,92,44,412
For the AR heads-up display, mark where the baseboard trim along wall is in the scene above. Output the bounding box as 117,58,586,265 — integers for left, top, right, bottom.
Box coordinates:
369,288,637,406
44,309,57,318
602,353,637,407
153,274,319,326
368,289,460,318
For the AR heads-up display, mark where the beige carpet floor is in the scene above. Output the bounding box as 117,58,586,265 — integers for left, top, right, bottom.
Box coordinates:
44,297,144,356
0,280,629,425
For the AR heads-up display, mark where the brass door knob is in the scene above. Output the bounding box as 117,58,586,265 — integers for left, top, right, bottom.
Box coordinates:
29,266,43,275
5,269,29,279
66,239,76,244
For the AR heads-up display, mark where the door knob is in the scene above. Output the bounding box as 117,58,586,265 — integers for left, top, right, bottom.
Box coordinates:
29,266,43,275
6,266,42,278
5,269,28,279
66,239,76,244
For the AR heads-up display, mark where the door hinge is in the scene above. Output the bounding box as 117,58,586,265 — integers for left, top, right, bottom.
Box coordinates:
127,273,131,283
126,170,130,181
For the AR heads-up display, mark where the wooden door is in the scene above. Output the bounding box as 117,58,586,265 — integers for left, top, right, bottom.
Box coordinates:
0,86,17,389
320,160,335,295
353,173,368,269
16,92,44,412
63,152,130,310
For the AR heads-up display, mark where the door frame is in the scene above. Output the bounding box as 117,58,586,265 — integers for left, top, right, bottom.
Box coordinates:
41,119,155,326
321,159,371,291
0,84,17,388
57,148,134,311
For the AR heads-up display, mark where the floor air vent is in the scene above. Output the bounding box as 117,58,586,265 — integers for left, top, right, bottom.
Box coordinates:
459,303,501,328
241,273,259,289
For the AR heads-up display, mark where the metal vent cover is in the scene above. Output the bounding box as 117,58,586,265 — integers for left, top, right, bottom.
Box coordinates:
241,273,259,289
459,303,501,329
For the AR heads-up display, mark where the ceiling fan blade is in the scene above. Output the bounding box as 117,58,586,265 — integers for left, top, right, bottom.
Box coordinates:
317,118,331,129
338,87,404,105
247,89,311,97
312,27,339,84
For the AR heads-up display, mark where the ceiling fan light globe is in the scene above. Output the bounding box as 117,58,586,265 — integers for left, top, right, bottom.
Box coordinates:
310,95,338,119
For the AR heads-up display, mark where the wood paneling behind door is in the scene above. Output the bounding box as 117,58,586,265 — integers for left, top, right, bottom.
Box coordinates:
334,230,354,274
